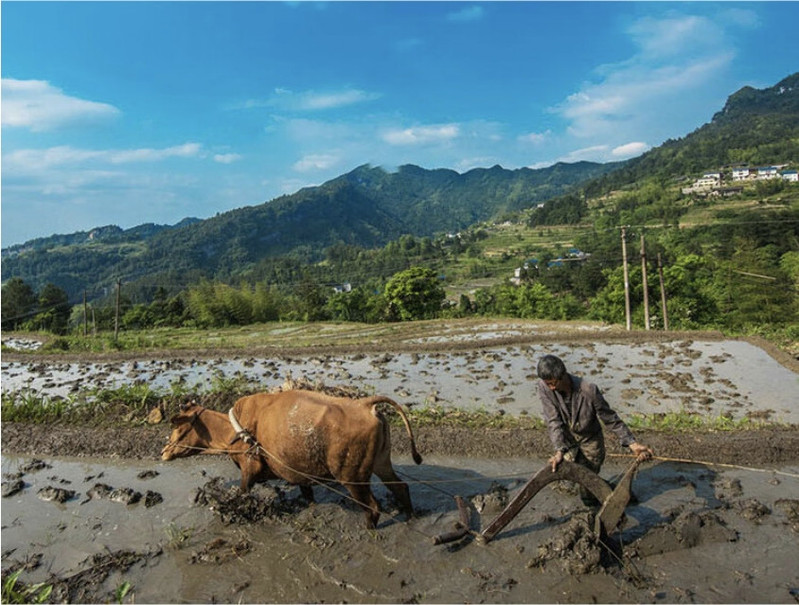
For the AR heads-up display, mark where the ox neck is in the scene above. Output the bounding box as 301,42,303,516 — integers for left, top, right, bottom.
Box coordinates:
202,409,246,453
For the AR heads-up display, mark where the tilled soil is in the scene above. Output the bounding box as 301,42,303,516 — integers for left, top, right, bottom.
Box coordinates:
3,325,799,603
3,421,799,466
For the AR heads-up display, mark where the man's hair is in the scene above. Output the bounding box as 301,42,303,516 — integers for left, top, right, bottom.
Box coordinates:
537,354,567,380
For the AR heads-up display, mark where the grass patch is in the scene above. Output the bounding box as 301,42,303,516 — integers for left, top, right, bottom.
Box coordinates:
1,391,71,423
165,523,193,550
2,569,53,604
404,405,544,430
626,409,765,432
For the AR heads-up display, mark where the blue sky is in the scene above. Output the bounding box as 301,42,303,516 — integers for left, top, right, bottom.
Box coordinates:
2,1,798,247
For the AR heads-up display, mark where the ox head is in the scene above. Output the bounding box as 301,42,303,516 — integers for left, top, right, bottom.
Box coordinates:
161,401,211,461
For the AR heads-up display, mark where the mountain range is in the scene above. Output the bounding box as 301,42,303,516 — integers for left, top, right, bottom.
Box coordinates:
3,72,798,303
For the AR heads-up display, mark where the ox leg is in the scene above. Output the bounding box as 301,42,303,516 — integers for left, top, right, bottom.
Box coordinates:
373,447,414,517
376,469,413,518
299,484,315,502
238,457,263,493
346,484,380,529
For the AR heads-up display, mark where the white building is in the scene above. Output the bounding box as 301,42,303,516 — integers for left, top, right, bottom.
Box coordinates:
757,166,779,180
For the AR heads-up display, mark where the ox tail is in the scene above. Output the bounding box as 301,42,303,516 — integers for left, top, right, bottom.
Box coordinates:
364,396,423,465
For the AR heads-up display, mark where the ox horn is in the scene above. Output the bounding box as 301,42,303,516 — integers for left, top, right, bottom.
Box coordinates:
228,408,245,434
228,408,257,446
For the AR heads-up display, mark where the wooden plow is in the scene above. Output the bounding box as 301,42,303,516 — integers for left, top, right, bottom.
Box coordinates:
432,457,644,546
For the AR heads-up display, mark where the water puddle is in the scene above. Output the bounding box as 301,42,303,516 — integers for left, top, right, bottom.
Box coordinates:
4,339,798,423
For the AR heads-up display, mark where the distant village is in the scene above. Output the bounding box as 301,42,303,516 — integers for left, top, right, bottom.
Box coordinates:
681,164,798,196
510,163,798,285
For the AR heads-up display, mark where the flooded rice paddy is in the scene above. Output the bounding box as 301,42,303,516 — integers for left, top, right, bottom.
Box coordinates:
2,326,799,602
3,338,799,424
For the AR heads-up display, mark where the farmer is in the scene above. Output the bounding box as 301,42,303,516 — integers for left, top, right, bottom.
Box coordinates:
537,354,654,503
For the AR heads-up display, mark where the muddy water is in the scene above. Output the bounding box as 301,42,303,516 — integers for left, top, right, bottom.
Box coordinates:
3,452,798,603
3,339,799,423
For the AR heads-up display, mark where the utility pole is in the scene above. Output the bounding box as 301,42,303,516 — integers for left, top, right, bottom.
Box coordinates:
114,279,121,342
657,253,669,331
621,226,631,331
640,234,650,330
83,290,88,337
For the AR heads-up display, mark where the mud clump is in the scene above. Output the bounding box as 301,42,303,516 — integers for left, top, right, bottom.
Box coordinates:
775,498,799,532
47,548,161,603
80,482,156,507
2,477,25,498
144,490,163,507
526,510,604,575
193,477,302,524
629,510,737,557
108,487,142,505
189,537,252,564
471,481,510,514
715,477,744,499
20,459,52,474
735,498,772,523
37,486,76,503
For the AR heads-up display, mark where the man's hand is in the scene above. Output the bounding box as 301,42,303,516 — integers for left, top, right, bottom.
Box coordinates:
548,449,564,472
629,442,654,461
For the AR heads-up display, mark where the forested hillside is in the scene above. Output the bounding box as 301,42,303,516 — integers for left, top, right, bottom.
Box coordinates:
2,161,618,302
2,73,798,347
585,73,799,196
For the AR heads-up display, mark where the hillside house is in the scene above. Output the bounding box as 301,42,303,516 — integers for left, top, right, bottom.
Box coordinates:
781,170,798,182
732,167,752,181
682,172,722,194
757,166,779,180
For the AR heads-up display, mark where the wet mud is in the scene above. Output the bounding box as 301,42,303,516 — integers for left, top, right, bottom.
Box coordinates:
2,453,798,604
2,324,799,603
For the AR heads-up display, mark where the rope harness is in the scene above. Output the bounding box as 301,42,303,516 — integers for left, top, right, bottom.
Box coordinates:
166,410,798,548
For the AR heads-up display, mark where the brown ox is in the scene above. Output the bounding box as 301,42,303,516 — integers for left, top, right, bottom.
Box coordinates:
161,390,423,528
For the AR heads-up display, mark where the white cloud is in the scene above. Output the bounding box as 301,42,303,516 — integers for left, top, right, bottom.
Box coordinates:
240,88,381,112
382,124,460,146
214,153,243,164
455,157,497,172
627,15,720,60
109,143,202,163
1,78,120,132
292,152,341,173
557,145,610,163
518,130,551,144
612,142,649,158
447,5,484,22
4,143,203,171
553,11,741,143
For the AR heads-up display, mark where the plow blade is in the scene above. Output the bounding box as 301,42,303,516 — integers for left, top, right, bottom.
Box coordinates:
478,460,614,544
432,458,644,546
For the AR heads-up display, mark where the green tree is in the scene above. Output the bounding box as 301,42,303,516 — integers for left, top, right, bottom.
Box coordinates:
711,239,796,329
35,283,71,334
1,277,37,330
384,266,445,321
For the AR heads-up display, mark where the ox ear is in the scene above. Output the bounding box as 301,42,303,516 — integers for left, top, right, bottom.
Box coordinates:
170,412,196,426
179,399,197,412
